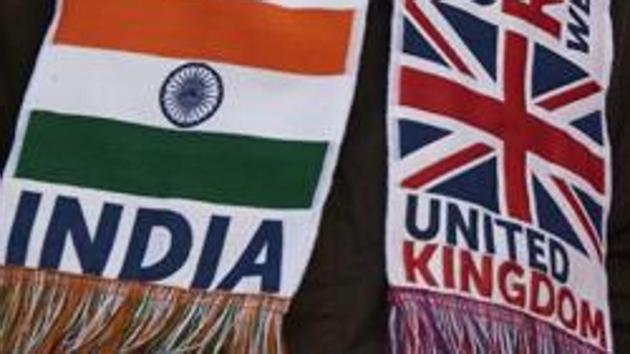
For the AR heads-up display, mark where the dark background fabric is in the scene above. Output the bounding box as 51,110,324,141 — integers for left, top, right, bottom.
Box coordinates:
0,1,626,353
606,0,630,351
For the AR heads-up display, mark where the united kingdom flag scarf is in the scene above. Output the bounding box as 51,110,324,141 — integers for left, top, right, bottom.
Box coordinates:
0,0,367,352
387,0,614,353
0,0,617,353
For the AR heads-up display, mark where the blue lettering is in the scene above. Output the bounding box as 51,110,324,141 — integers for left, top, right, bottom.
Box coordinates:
406,195,440,241
218,220,283,293
567,4,590,53
40,196,123,275
446,202,479,251
191,216,231,289
483,213,496,255
495,219,522,261
550,238,570,283
6,191,42,266
119,208,192,281
527,229,549,274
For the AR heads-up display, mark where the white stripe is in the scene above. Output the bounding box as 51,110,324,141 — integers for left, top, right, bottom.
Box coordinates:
27,45,355,141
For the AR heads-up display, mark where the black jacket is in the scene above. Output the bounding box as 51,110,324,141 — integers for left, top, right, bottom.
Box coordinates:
0,1,627,353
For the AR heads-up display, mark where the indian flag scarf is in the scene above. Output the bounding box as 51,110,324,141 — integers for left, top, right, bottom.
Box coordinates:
0,0,367,352
387,0,614,354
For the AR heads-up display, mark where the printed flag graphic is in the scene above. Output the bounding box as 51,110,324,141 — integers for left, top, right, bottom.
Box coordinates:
399,0,607,261
10,0,359,210
0,0,367,297
388,0,613,352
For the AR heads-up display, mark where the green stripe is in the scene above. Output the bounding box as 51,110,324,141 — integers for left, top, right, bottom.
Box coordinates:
17,111,328,209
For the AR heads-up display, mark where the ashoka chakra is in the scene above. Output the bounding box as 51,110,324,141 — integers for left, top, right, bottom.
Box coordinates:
160,63,224,128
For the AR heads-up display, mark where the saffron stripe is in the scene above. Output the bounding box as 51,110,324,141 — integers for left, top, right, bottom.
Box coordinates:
402,143,493,189
16,111,328,209
54,0,355,75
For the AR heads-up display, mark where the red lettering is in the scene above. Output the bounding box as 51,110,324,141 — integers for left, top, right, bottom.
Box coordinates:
443,246,456,289
498,261,526,308
460,250,493,298
403,241,438,286
558,287,578,330
580,300,607,349
530,271,555,317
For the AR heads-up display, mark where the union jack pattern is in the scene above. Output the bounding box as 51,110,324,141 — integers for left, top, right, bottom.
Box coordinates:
394,0,610,262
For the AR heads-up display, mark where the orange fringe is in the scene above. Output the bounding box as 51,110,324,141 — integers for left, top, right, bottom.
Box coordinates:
0,267,289,354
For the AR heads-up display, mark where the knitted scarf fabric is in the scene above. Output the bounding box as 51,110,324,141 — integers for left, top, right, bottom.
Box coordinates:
387,0,614,353
0,0,367,352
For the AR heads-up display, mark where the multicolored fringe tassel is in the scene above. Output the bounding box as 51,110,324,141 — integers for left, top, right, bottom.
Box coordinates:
389,289,608,354
0,267,288,353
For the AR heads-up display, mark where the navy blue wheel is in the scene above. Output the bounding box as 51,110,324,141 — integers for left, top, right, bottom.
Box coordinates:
160,63,224,128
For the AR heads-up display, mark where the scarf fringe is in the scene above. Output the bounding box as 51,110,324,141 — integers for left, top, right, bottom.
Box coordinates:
0,267,289,354
388,288,607,354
